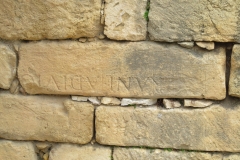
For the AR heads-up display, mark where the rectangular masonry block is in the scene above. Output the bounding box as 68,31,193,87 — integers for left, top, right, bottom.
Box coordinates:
18,41,226,100
148,0,240,42
0,92,94,144
0,140,37,160
49,144,111,160
96,105,240,152
0,0,102,40
229,44,240,97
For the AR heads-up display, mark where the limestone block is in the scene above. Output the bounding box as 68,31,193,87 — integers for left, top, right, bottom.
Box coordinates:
96,105,240,152
163,99,181,109
49,144,111,160
196,42,215,50
121,98,157,106
0,92,94,144
229,45,240,97
184,99,213,108
104,0,147,41
18,41,226,100
113,147,223,160
148,0,240,42
178,42,194,49
0,140,37,160
101,97,121,105
0,0,103,40
0,42,16,89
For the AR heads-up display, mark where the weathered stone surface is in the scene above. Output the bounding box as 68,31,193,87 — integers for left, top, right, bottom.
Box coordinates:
178,42,194,49
18,41,226,99
0,92,94,144
101,97,121,105
121,98,157,106
0,0,102,40
0,140,37,160
163,99,181,109
88,97,101,105
0,42,16,89
9,79,20,94
113,147,223,160
184,99,213,108
49,144,111,160
104,0,147,41
96,105,240,152
229,45,240,97
148,0,240,42
196,42,215,50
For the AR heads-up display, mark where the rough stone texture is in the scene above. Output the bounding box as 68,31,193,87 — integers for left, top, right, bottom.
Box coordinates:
113,147,223,160
49,144,111,160
0,42,16,89
184,99,213,108
229,45,240,97
196,42,215,50
101,97,121,105
9,79,20,94
178,42,194,49
121,98,157,106
0,0,103,40
148,0,240,42
104,0,147,41
0,92,94,144
0,140,38,160
18,41,226,100
163,99,181,109
96,105,240,152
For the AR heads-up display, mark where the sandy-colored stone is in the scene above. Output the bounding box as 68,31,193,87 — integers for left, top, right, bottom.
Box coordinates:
163,99,181,109
121,98,157,106
104,0,147,41
18,41,226,100
0,92,94,144
148,0,240,42
0,140,38,160
113,147,222,160
71,96,88,102
101,97,121,105
0,0,102,40
0,42,16,89
35,142,52,151
178,42,194,49
96,105,240,152
184,99,213,108
196,42,215,50
229,45,240,97
88,97,101,105
223,154,240,160
9,79,20,94
49,144,111,160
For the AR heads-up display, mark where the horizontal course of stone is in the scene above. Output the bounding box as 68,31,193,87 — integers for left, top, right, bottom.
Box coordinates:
18,40,226,100
0,0,103,40
148,0,240,42
96,104,240,152
0,92,94,144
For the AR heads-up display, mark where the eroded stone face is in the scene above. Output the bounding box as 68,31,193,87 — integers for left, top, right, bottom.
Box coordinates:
148,0,240,42
113,147,223,160
104,0,147,41
0,0,103,40
0,42,16,89
229,45,240,97
0,92,94,144
18,41,225,99
0,140,37,160
49,144,111,160
96,105,240,152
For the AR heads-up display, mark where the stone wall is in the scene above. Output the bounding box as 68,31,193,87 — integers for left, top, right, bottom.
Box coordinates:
1,0,240,159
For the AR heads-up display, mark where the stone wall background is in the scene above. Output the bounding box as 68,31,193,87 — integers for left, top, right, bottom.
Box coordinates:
1,0,240,159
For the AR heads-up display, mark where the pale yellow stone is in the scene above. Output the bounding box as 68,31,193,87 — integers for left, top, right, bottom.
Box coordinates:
18,41,226,100
96,105,240,152
148,0,240,42
49,144,111,160
113,147,222,160
229,45,240,97
163,99,181,109
104,0,147,41
0,92,94,144
101,97,121,105
0,140,38,160
0,42,16,89
184,99,213,108
0,0,103,40
9,79,20,94
196,42,215,50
